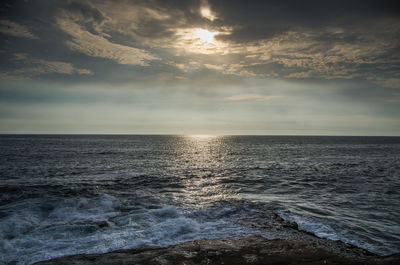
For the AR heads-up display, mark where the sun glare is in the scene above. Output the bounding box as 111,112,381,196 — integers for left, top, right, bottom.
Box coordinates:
189,134,217,139
175,27,226,54
193,28,217,44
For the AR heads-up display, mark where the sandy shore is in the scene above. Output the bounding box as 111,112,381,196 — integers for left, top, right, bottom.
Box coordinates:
34,235,400,265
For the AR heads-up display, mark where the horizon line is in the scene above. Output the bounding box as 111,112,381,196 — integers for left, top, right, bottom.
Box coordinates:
1,133,399,137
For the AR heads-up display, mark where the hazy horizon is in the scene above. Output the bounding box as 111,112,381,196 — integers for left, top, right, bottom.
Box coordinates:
1,133,400,137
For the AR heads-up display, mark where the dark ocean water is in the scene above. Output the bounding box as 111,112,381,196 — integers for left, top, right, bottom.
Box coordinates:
0,135,399,264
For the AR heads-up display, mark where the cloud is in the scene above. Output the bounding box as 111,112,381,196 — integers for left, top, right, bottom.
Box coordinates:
0,19,38,39
224,25,400,80
57,17,159,66
0,54,92,80
1,0,399,86
15,59,93,75
11,53,28,61
58,0,191,50
203,63,262,77
285,71,312,78
211,1,400,43
65,1,109,27
368,77,400,89
224,93,280,101
200,0,216,21
51,0,400,85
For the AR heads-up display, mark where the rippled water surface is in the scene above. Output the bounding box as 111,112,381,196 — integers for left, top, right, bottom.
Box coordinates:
1,135,399,264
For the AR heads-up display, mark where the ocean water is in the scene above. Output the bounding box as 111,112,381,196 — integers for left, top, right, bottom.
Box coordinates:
0,135,399,264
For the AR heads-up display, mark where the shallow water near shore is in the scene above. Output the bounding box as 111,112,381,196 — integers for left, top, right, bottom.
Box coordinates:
1,135,399,265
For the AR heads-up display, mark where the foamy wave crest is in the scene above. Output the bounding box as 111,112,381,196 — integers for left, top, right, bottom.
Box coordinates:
0,194,259,265
277,211,375,252
0,194,124,264
278,211,338,239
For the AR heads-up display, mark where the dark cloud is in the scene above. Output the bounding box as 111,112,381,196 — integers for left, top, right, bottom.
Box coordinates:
66,1,108,25
211,0,400,42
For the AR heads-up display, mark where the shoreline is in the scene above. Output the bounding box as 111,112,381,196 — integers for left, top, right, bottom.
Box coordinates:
34,235,400,265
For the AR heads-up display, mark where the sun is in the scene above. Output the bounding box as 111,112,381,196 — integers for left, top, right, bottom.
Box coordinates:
174,27,229,54
193,28,217,44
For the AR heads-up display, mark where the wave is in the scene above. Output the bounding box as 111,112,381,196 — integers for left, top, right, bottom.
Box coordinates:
0,194,261,265
277,211,376,254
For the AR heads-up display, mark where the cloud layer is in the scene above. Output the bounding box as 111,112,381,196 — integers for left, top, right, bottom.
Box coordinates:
1,0,398,84
0,19,37,39
57,17,159,66
0,0,399,135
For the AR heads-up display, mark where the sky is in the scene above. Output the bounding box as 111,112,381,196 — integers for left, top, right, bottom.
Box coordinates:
0,0,399,135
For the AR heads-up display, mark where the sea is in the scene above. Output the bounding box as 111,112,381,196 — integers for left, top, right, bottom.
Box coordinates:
0,135,399,265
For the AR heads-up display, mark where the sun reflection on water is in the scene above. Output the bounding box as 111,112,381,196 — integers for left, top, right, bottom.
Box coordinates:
171,135,238,208
188,134,218,139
